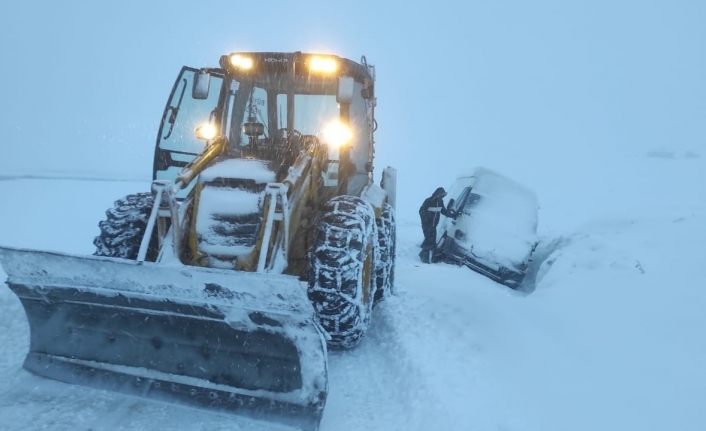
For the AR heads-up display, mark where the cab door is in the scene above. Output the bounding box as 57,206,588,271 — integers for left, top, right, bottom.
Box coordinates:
153,66,223,183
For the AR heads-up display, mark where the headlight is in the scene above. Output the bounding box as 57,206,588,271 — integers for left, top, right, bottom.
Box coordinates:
194,122,218,140
321,120,353,148
309,56,338,74
230,54,254,70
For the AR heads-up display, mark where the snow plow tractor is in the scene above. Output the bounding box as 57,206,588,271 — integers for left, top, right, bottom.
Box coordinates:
0,52,396,430
436,168,538,288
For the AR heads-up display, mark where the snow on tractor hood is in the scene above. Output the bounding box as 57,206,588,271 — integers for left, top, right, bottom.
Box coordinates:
200,159,276,183
443,167,539,271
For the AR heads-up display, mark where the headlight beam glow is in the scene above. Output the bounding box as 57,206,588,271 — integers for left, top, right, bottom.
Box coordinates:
230,54,254,70
321,120,353,148
194,123,218,141
309,56,338,74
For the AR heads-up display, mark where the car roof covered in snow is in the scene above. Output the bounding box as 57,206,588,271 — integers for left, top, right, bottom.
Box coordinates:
450,168,537,211
446,167,539,269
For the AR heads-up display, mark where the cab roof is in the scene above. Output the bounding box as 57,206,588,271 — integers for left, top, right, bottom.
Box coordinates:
219,51,374,84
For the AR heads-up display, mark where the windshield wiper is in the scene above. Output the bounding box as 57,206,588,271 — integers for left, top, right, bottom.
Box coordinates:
163,78,188,140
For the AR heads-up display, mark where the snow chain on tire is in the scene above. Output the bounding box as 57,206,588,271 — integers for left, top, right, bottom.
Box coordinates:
374,203,396,303
308,196,379,349
93,192,155,260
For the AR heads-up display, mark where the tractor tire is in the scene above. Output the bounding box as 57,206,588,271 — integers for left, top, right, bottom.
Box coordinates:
93,192,155,260
308,196,378,349
374,203,396,303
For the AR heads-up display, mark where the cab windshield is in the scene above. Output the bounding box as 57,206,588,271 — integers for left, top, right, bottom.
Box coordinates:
155,64,372,191
220,68,372,190
224,72,342,152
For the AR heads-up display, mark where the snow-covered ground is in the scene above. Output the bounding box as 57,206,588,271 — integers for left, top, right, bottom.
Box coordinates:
1,150,705,431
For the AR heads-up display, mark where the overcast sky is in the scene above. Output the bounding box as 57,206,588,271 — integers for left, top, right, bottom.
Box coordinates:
1,0,704,214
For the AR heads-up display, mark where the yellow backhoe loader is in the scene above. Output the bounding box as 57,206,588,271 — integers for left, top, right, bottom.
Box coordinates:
0,51,397,431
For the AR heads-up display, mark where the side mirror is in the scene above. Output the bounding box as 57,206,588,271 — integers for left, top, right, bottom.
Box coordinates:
337,76,355,104
192,70,211,100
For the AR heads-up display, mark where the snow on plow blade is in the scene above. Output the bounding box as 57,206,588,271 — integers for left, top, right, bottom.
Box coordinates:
0,247,328,431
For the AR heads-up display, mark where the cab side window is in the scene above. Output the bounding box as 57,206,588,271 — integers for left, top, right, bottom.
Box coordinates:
155,67,222,185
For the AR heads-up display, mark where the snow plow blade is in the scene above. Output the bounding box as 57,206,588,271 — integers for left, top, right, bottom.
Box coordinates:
0,246,328,431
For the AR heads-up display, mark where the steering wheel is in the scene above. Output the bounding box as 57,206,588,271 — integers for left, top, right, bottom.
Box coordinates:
275,128,302,143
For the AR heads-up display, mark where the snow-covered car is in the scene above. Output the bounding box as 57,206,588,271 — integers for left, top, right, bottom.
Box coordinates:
436,168,539,288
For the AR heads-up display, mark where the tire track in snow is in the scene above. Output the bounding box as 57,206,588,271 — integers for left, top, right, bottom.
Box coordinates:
385,284,485,430
387,223,520,429
321,298,444,431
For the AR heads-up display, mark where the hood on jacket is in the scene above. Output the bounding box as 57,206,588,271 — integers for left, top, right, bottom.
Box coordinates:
432,187,447,198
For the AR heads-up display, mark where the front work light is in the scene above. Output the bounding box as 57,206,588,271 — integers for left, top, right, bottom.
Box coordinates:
309,56,338,74
230,54,254,70
194,122,218,140
321,120,352,148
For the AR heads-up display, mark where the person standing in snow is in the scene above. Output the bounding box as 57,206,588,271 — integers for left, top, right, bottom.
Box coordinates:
418,187,456,263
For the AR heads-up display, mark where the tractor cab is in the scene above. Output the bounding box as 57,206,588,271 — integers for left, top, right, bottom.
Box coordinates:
154,52,376,194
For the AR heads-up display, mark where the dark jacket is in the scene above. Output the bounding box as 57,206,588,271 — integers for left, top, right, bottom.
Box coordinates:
419,187,452,229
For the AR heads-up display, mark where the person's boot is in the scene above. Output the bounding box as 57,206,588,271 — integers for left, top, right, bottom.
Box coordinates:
431,246,443,263
418,249,431,263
